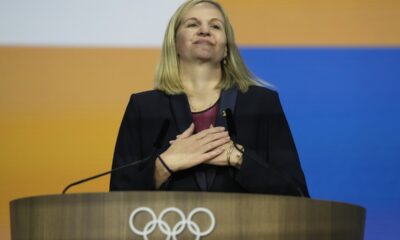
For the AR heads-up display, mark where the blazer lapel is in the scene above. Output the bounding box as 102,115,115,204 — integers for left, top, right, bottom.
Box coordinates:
169,94,208,191
216,87,238,126
206,87,238,189
169,94,192,133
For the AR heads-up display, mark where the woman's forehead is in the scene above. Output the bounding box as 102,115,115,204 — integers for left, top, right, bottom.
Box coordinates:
182,2,224,22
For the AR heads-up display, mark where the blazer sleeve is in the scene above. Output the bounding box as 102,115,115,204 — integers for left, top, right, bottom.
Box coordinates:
234,91,310,197
109,94,157,191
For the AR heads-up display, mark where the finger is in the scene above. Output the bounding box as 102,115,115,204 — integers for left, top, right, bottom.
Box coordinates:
180,123,195,138
194,126,225,140
205,142,232,166
200,136,231,153
195,146,225,164
198,131,229,145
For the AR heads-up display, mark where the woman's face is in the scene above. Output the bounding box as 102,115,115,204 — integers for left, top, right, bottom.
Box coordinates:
176,2,227,64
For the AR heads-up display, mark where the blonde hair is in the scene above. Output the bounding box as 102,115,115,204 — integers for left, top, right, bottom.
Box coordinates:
154,0,261,94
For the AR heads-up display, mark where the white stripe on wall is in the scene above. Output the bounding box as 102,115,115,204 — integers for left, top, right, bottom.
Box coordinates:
0,0,186,47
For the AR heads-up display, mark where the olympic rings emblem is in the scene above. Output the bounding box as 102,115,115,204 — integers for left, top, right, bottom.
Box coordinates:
128,207,216,240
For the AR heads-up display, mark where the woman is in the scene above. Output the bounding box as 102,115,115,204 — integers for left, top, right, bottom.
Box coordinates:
110,0,309,197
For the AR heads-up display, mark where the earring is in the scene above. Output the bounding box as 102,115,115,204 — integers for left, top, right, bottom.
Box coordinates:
223,58,227,65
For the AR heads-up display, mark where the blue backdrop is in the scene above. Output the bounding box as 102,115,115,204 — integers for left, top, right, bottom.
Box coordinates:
241,47,400,240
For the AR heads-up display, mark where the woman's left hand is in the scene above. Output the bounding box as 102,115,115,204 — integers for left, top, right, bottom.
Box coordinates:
205,141,244,168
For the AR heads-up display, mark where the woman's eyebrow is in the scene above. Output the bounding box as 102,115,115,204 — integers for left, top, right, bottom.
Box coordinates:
182,17,224,24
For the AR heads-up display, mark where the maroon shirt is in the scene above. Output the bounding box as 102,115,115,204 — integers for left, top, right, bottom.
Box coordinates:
192,100,219,133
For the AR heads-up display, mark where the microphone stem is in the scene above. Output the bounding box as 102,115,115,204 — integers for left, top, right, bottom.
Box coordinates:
62,155,153,194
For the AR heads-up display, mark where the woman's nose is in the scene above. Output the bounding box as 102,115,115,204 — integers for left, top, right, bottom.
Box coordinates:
198,25,210,36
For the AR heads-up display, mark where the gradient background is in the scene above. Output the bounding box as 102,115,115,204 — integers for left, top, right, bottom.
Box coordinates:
1,0,399,239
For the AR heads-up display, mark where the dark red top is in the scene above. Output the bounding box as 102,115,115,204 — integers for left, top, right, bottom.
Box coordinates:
192,100,219,133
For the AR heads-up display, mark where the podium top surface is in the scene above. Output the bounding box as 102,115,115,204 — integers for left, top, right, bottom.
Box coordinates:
10,191,365,210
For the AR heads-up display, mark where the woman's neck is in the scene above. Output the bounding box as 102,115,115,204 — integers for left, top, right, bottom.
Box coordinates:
180,61,222,111
180,62,221,94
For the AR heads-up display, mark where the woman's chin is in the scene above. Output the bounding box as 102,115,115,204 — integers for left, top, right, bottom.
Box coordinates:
193,55,221,64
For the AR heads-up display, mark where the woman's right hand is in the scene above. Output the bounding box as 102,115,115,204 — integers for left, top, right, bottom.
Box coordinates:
160,123,230,172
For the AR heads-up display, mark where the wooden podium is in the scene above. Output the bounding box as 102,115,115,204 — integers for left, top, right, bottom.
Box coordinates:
10,191,365,239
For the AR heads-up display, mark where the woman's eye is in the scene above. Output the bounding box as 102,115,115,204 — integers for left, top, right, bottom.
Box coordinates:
187,23,198,27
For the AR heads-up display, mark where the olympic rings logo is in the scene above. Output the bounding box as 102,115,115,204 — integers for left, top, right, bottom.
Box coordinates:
128,207,216,240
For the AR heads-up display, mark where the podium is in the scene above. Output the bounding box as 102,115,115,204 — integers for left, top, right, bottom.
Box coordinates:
10,191,365,239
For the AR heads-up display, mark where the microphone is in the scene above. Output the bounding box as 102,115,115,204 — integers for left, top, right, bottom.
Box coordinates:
62,119,170,194
223,108,306,197
223,108,237,138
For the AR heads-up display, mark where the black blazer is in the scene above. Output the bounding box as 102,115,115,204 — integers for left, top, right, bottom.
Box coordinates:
110,86,309,197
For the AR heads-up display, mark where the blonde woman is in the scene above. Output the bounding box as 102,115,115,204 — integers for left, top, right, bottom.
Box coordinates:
110,0,309,196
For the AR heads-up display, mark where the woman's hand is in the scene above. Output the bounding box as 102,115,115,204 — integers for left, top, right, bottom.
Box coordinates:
205,141,244,168
160,123,230,172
